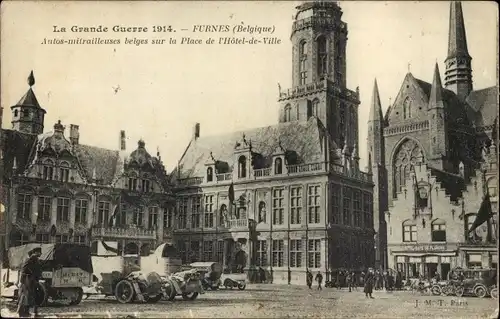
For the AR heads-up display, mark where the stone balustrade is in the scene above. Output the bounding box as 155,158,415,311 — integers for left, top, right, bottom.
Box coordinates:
92,226,156,239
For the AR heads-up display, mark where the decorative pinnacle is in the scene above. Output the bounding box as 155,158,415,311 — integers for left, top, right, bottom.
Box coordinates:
28,70,35,87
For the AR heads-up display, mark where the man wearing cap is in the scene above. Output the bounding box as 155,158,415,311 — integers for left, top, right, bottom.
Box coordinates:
17,247,42,318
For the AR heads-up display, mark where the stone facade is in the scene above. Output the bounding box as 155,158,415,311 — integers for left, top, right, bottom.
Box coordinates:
171,1,375,285
0,73,175,258
369,1,498,273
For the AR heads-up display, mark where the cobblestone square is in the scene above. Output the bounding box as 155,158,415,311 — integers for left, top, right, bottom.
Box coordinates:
3,284,497,318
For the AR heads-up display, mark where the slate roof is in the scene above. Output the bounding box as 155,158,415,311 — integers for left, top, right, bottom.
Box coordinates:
72,144,120,185
13,88,44,110
465,87,498,128
173,117,330,180
1,129,38,179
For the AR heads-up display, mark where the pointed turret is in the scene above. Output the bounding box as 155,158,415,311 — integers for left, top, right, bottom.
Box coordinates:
444,1,473,99
11,71,46,134
369,79,383,122
428,63,444,109
447,1,470,59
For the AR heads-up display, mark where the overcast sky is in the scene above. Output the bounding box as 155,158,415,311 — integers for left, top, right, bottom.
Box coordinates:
1,1,497,172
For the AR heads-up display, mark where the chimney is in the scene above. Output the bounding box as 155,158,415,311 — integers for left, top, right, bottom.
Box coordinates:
193,123,200,140
120,130,126,151
69,124,80,145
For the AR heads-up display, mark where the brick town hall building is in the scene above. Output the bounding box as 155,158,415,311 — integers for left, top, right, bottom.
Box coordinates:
368,1,498,279
171,1,375,284
0,72,176,260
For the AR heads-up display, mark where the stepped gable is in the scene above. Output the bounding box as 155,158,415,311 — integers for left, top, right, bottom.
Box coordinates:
175,118,328,179
429,167,466,201
1,129,37,179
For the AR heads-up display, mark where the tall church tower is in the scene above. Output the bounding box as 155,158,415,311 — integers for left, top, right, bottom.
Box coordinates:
366,79,388,269
11,71,46,135
444,1,473,100
428,63,449,169
278,1,360,154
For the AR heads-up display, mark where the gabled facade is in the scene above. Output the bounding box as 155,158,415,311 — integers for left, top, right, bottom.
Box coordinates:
1,72,175,258
171,1,375,285
369,1,498,275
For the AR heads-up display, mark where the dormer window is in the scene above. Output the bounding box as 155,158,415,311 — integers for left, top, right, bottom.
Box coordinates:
141,179,150,192
43,160,54,180
238,156,247,178
128,178,138,191
275,158,283,175
207,167,214,182
59,162,70,182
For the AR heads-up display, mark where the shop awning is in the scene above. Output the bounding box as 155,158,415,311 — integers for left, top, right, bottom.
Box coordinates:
392,251,457,258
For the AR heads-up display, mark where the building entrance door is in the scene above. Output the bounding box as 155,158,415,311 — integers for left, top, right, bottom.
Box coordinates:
441,263,450,279
426,263,438,279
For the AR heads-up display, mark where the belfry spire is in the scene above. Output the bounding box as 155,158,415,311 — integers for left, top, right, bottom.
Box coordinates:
444,1,473,99
428,63,444,109
369,79,383,122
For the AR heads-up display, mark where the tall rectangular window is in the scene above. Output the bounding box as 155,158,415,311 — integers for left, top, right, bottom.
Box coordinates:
363,192,372,229
74,235,86,245
272,240,284,267
163,207,173,229
190,241,200,262
403,224,417,242
290,187,303,224
128,178,137,191
98,201,111,226
216,241,224,264
177,241,187,264
203,241,213,262
308,239,321,268
332,185,341,224
36,233,50,243
272,188,284,225
343,187,351,225
38,196,51,222
141,179,151,193
191,197,201,229
290,240,303,268
43,166,53,180
256,240,268,267
55,235,69,244
148,206,158,230
353,190,362,227
307,185,321,224
178,198,188,229
75,198,88,224
133,206,144,227
17,193,32,220
57,198,70,222
119,203,127,226
204,195,214,228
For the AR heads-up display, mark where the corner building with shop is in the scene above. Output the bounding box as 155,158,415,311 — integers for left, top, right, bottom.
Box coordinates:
370,1,498,279
171,1,375,284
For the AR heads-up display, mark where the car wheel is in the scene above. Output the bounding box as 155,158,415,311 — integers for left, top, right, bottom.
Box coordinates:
490,288,498,299
431,285,442,296
474,285,487,298
114,280,135,304
237,283,246,291
455,286,464,297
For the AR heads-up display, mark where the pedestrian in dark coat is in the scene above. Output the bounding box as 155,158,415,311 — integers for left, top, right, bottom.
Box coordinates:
17,248,42,318
315,271,323,290
364,269,375,299
306,269,313,289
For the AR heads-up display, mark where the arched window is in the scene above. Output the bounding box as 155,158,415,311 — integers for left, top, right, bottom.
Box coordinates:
299,41,307,85
258,201,266,223
402,219,417,242
431,219,446,242
238,156,247,178
403,97,412,119
207,167,214,182
317,36,327,77
393,139,422,197
274,158,283,175
284,104,291,122
219,204,228,226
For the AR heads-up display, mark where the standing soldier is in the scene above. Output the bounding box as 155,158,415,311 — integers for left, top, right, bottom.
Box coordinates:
315,271,323,291
17,247,42,318
364,268,375,299
306,269,313,289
